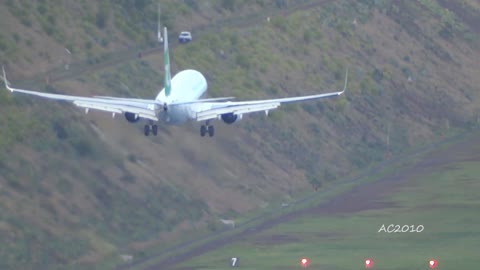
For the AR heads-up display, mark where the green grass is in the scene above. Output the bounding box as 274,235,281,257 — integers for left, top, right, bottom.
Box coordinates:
175,154,480,269
127,131,477,270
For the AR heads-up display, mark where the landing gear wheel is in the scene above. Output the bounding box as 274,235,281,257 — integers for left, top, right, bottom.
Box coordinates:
200,125,207,137
152,125,158,136
144,125,150,136
208,125,214,137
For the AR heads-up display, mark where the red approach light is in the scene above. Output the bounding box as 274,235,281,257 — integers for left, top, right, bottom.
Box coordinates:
429,259,437,269
300,257,309,267
365,258,373,268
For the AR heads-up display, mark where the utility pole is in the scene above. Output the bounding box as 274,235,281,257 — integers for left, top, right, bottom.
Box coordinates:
386,122,390,148
385,121,392,159
157,2,163,43
64,48,71,70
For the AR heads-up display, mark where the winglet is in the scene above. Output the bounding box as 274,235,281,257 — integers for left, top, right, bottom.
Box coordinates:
340,67,348,95
2,66,12,92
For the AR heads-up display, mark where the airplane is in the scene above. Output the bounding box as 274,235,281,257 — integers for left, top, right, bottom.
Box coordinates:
2,27,348,138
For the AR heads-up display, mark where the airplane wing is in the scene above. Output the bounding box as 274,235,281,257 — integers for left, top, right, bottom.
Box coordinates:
2,67,159,121
195,68,348,122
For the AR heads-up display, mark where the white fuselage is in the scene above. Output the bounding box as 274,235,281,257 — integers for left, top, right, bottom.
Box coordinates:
155,69,208,124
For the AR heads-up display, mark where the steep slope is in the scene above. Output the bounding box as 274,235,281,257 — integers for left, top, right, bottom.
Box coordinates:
0,0,479,269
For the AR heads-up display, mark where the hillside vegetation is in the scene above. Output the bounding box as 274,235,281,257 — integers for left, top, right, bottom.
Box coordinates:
0,0,479,269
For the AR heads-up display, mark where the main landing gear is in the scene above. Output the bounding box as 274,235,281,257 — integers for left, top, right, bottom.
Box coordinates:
200,121,214,137
144,124,158,136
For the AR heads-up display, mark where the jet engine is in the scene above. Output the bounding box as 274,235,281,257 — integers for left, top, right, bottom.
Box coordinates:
124,112,140,123
221,113,239,124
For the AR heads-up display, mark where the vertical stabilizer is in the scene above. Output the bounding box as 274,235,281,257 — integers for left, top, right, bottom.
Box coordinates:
163,27,171,97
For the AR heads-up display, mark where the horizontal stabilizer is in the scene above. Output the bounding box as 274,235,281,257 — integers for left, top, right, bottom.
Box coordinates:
171,97,236,105
93,96,235,106
94,96,160,103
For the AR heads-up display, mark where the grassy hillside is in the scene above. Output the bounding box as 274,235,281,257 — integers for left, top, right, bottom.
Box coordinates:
177,133,480,270
0,0,479,269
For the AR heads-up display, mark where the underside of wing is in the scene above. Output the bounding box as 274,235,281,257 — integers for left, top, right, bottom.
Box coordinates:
196,102,280,121
195,68,348,122
74,100,158,121
2,68,158,120
194,91,341,121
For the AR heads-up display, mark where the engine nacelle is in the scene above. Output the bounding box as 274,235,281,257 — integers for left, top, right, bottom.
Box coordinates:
124,112,140,123
221,113,239,124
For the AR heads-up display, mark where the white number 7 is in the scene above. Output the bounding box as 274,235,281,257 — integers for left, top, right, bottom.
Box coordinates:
231,257,238,267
